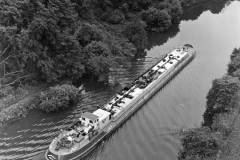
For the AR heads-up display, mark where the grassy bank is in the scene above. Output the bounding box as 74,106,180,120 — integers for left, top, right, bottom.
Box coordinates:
0,85,42,127
0,83,82,127
179,48,240,160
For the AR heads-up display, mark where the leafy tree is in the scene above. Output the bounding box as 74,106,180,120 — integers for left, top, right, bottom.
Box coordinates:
39,84,80,113
203,75,240,126
168,0,183,24
155,0,183,24
83,41,114,79
142,7,172,32
123,20,147,52
102,9,125,24
230,48,240,60
232,69,240,79
75,23,104,46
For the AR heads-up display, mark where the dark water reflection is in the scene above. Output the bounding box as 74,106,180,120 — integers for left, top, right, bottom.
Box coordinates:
1,1,240,160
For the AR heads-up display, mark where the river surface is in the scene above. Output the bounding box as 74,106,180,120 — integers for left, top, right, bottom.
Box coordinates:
1,1,240,160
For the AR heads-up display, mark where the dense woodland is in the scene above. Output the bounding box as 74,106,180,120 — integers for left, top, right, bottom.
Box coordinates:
0,0,190,85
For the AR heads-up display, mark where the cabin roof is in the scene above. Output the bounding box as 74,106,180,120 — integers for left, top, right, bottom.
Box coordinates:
93,109,110,121
82,112,99,121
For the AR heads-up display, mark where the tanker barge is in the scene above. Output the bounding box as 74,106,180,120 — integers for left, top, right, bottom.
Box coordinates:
45,44,196,160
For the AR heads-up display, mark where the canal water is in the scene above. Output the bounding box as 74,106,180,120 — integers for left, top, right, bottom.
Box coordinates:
1,1,240,160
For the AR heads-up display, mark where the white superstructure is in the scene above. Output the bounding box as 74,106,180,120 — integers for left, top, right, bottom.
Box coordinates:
92,109,111,129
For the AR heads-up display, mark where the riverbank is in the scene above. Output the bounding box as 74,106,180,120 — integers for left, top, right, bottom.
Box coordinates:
179,48,240,160
0,83,83,127
0,85,44,127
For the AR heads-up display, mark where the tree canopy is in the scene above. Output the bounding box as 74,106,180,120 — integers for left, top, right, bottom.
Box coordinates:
228,48,240,75
203,75,240,126
0,0,186,85
124,20,147,52
142,7,172,32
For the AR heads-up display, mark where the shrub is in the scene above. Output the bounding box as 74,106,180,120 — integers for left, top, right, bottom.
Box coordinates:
228,56,240,75
0,86,14,99
142,7,172,32
39,84,80,113
0,95,37,126
228,48,240,75
206,76,240,111
211,112,236,137
124,20,147,51
232,69,240,79
0,85,38,111
179,127,221,160
203,75,240,126
230,48,240,61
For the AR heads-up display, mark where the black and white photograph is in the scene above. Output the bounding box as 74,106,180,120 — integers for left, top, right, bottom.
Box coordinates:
0,0,240,160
